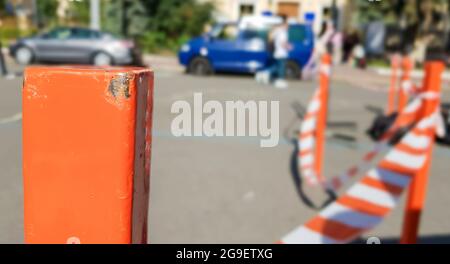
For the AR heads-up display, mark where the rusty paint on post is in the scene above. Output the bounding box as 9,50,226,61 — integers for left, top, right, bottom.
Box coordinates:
22,66,154,244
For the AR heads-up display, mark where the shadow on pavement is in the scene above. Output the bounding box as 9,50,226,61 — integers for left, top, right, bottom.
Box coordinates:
285,101,337,210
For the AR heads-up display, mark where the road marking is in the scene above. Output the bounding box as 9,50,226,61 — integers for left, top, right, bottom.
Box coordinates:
0,112,22,125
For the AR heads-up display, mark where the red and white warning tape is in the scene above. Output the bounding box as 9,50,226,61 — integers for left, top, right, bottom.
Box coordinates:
401,79,421,96
298,84,439,192
324,93,437,191
298,88,322,186
298,60,331,186
284,109,438,244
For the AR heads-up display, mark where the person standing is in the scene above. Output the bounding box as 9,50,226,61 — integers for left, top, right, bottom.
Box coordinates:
270,15,292,89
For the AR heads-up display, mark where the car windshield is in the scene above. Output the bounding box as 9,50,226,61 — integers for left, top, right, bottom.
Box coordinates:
210,24,268,41
240,29,268,41
70,28,101,39
289,26,306,42
41,28,103,40
42,28,72,40
211,24,239,40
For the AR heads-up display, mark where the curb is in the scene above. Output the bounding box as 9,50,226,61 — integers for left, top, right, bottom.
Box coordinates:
373,67,450,81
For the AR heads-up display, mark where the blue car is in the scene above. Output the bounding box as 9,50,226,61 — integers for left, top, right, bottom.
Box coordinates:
179,17,314,80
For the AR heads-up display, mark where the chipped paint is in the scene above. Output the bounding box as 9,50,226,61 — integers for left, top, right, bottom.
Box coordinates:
109,73,131,99
105,73,133,110
23,66,153,244
25,84,48,100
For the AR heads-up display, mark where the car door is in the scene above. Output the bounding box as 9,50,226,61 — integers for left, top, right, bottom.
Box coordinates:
207,24,269,73
34,28,72,62
288,25,314,67
206,24,243,71
64,28,99,63
233,29,269,72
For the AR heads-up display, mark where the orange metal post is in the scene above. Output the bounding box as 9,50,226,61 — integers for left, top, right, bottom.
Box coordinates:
23,66,154,244
397,56,414,112
314,54,331,182
386,54,400,115
400,62,444,244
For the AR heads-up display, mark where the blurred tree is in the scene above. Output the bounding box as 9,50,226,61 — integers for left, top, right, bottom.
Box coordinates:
143,0,214,52
68,0,90,26
103,0,213,52
34,0,90,28
0,0,6,13
124,0,149,37
356,0,398,25
145,0,213,39
356,0,450,54
103,0,149,37
102,0,123,35
36,0,58,27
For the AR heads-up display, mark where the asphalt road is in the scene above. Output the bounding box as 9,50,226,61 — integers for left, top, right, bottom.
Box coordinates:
1,56,450,244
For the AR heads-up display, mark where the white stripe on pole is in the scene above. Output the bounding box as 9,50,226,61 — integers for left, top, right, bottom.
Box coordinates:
367,169,410,188
301,118,317,133
402,133,431,150
301,154,314,167
281,227,340,244
300,136,315,150
384,150,427,170
347,183,399,209
319,203,383,229
308,99,321,113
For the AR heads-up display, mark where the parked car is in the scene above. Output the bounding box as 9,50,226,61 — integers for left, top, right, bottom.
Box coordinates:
9,27,142,66
178,15,314,79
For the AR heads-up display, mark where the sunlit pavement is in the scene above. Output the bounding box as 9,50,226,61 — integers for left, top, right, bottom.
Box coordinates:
1,55,450,244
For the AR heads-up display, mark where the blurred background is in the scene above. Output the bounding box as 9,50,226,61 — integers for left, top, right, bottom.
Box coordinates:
1,0,450,66
1,0,450,244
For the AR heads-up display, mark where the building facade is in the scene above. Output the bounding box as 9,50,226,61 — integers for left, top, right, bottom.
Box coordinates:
207,0,352,34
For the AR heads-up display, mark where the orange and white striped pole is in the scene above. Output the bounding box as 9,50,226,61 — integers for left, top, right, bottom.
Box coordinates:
400,61,444,244
386,54,401,115
398,56,415,112
315,54,332,183
23,66,154,244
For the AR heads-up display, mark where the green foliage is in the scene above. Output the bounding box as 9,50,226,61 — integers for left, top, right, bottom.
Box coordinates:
356,0,449,26
36,0,58,26
3,0,214,53
125,0,149,37
69,0,90,26
356,0,400,25
102,0,123,36
147,0,213,38
35,0,89,27
0,0,6,13
104,0,214,53
0,26,36,44
138,31,167,52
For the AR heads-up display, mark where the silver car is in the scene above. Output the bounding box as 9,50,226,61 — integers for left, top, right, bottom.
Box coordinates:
9,27,142,66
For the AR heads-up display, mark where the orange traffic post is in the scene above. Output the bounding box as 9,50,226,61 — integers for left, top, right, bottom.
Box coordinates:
397,56,414,112
315,54,331,182
386,54,401,115
400,61,444,244
23,66,154,244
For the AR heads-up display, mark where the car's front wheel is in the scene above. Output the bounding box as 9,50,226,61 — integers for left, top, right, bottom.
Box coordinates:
92,52,113,66
15,46,34,65
285,60,302,80
187,57,213,76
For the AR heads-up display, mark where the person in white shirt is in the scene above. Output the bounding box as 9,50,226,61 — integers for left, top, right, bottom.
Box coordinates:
269,15,292,89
